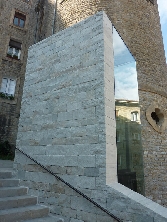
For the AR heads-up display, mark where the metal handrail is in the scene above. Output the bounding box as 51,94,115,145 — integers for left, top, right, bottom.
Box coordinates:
15,147,122,222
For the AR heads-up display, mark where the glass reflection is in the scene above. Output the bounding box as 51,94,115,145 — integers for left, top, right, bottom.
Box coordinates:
113,27,144,195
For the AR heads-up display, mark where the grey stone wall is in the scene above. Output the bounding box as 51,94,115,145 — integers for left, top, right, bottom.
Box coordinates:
15,12,167,222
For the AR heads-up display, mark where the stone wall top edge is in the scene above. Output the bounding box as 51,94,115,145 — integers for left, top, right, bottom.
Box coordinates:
110,182,167,218
28,11,105,51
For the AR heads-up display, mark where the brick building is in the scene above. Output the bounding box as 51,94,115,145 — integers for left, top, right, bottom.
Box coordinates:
0,0,55,145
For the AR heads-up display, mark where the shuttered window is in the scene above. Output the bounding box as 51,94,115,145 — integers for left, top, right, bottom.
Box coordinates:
7,40,21,60
0,78,16,96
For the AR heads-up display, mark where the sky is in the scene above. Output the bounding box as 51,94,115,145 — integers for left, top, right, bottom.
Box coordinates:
113,28,139,101
114,1,167,101
157,0,167,61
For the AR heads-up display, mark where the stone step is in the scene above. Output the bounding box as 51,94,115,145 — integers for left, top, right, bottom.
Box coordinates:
0,195,37,210
0,186,28,198
25,214,65,222
0,171,13,179
0,178,20,187
0,160,13,168
0,205,49,222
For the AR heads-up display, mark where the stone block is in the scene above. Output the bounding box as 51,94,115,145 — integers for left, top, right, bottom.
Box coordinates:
78,155,96,167
84,167,99,177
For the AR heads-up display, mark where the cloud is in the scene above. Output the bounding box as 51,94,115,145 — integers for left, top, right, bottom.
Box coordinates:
113,28,127,56
113,27,139,101
157,0,167,25
114,64,139,101
113,27,135,67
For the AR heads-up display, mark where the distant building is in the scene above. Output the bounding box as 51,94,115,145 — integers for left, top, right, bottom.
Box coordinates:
115,100,144,195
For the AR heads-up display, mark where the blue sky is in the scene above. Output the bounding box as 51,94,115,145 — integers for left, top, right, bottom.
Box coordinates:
114,2,167,101
157,0,167,62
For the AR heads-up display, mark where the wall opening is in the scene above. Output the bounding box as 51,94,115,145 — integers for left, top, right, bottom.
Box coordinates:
113,27,145,195
151,108,164,126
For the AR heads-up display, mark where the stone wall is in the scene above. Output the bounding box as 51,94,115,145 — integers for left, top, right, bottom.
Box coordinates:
15,12,167,222
55,0,167,205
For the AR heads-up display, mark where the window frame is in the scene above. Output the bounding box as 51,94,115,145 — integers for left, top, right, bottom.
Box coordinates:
0,78,16,96
131,111,139,122
13,11,26,28
133,133,140,141
7,39,22,60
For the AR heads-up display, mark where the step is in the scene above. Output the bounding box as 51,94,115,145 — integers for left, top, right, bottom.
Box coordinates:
0,186,28,198
0,171,13,179
25,214,65,222
0,195,37,210
0,205,49,222
0,160,13,168
0,179,19,187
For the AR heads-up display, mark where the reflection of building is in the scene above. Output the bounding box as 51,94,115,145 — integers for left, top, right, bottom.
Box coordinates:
115,100,144,195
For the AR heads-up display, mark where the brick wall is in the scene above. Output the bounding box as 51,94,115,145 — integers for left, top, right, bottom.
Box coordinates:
0,0,55,145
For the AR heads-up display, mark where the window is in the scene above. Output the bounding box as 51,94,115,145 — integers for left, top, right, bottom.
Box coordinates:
133,133,140,141
117,154,121,167
115,110,119,120
131,112,139,122
13,12,26,28
0,78,16,96
7,40,21,60
23,0,30,3
116,130,120,142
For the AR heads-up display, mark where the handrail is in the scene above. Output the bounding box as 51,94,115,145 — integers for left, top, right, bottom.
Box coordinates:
15,147,122,222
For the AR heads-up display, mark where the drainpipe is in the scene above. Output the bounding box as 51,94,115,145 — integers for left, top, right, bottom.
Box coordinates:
34,0,40,43
52,0,57,34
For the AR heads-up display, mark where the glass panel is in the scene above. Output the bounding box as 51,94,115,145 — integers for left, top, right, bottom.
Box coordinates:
8,79,16,95
1,78,8,93
7,46,13,56
19,19,25,28
113,27,144,195
14,48,19,56
13,17,19,26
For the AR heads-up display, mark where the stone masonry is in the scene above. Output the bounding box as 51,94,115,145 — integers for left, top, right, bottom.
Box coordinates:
55,0,167,206
15,12,167,222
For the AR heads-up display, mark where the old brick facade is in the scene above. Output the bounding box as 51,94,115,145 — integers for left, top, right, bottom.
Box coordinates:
0,0,55,145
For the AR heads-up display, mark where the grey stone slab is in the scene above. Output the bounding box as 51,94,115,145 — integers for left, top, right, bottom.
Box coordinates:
0,179,19,187
0,186,28,198
0,160,13,168
0,195,37,210
0,205,49,221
